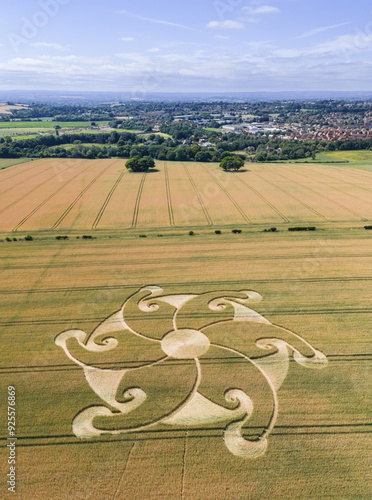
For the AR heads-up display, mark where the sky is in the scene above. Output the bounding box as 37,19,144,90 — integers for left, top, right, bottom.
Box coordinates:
0,0,372,93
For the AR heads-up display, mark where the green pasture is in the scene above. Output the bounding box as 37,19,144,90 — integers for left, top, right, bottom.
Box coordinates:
0,120,109,129
0,158,31,169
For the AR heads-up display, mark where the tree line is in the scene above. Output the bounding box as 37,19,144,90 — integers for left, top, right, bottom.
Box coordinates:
1,129,372,162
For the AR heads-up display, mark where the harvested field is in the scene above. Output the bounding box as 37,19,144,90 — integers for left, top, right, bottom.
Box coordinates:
1,159,372,233
0,103,28,115
0,230,371,498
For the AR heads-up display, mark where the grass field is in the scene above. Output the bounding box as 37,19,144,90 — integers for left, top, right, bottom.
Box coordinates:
316,150,372,172
0,121,110,139
0,159,372,233
0,121,109,129
0,157,371,499
0,158,31,170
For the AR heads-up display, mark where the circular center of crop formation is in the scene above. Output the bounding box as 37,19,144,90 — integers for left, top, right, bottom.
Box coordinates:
161,329,210,359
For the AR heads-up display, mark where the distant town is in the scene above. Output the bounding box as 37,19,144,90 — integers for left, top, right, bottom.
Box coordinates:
1,99,372,162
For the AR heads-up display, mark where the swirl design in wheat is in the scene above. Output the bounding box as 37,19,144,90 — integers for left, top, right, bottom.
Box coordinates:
55,286,327,459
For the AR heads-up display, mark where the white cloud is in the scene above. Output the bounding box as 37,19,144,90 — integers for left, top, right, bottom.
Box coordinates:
243,5,280,15
1,38,372,93
30,42,65,50
295,22,351,40
315,34,372,58
148,48,160,53
120,37,135,42
215,35,230,40
272,33,372,62
207,20,245,29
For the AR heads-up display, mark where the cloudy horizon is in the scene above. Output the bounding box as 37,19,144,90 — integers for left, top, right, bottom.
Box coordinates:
0,0,372,93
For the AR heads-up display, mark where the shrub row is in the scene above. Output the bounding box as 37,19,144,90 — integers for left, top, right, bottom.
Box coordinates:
2,235,32,241
288,227,316,232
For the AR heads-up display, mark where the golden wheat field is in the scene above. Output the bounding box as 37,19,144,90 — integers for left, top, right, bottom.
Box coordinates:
0,158,371,499
0,159,372,233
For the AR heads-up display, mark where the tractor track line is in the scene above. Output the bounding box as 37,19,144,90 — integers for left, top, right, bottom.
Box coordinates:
234,173,290,223
91,170,126,230
0,163,58,199
113,442,135,500
0,160,86,217
164,163,175,227
0,159,38,183
131,174,147,228
2,424,371,449
253,170,328,221
200,164,251,224
303,164,372,195
277,166,368,221
1,251,370,271
52,164,112,229
1,307,371,329
183,164,213,226
12,160,99,232
2,354,371,374
0,276,370,295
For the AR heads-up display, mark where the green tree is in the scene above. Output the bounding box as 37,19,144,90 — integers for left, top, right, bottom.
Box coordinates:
125,156,155,172
220,155,244,171
195,150,212,162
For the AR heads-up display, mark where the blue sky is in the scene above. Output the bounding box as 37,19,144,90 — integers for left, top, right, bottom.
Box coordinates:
0,0,372,92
